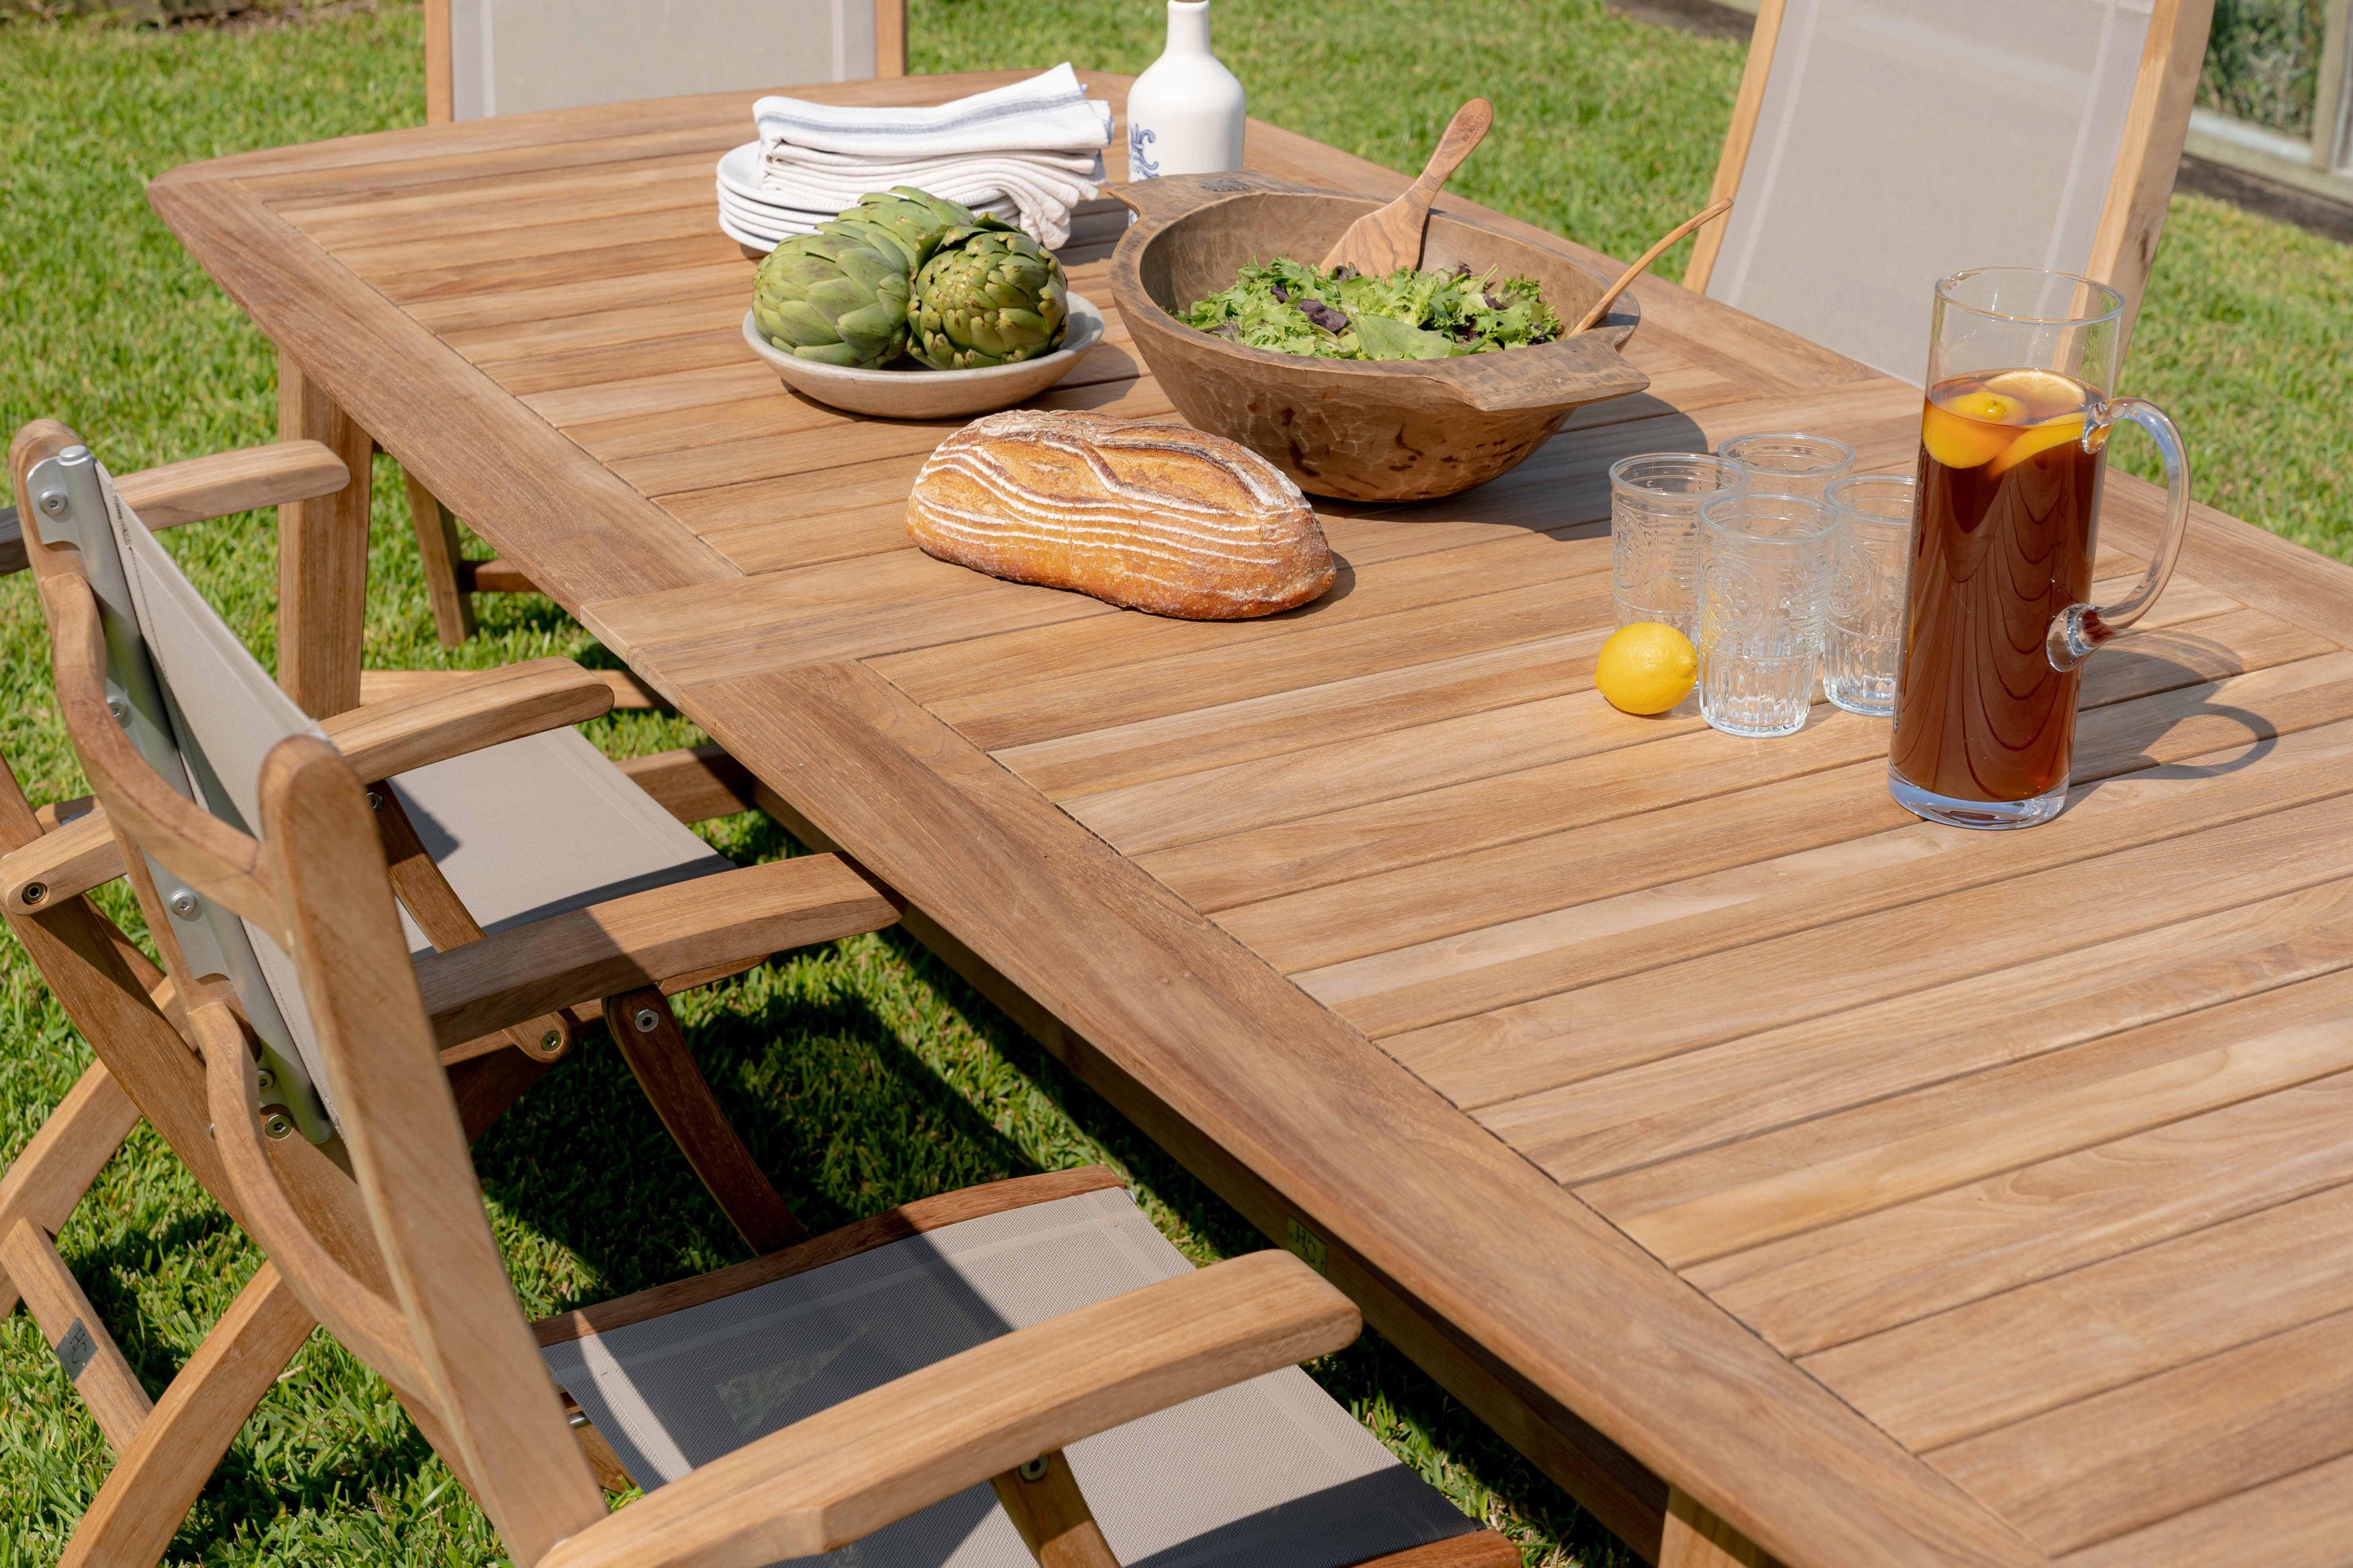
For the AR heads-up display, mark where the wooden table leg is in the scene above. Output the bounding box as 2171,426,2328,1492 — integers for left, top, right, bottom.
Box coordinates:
1661,1485,1781,1568
276,350,373,718
401,469,476,647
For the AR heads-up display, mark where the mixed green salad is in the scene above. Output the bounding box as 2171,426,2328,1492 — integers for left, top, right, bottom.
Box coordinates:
1180,256,1563,361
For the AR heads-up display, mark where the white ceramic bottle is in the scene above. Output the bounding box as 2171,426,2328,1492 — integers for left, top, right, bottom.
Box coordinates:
1123,0,1246,180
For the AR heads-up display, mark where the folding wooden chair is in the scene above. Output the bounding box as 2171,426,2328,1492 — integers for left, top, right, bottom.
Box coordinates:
14,422,1520,1568
1682,0,2214,380
0,418,905,1565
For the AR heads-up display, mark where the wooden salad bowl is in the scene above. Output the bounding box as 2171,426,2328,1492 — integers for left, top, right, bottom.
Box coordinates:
1109,171,1649,503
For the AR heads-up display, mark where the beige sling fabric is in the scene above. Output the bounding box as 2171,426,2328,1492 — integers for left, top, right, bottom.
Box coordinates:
90,470,727,1122
445,0,878,120
1706,0,2155,383
545,1187,1481,1568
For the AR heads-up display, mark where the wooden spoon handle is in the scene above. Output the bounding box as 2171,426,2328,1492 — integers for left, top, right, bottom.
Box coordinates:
1571,197,1734,335
1406,97,1494,204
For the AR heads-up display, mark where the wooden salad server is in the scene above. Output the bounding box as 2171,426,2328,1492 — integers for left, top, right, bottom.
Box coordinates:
1320,97,1493,275
1570,196,1734,334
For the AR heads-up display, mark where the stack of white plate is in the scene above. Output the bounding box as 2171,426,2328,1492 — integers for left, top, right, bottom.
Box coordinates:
716,143,1019,253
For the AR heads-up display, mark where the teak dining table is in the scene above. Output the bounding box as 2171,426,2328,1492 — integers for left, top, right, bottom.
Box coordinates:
146,70,2353,1568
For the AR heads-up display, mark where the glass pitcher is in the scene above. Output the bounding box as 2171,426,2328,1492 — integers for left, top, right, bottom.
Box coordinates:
1887,267,2191,830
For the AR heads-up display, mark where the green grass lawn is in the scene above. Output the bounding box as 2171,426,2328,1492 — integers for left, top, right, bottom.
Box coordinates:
1,1,2348,1563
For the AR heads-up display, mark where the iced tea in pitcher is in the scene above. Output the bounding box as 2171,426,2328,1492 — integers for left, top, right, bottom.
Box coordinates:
1888,269,2191,830
1891,368,2105,807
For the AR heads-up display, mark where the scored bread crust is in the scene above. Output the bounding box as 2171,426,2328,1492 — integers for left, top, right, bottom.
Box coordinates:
906,410,1337,620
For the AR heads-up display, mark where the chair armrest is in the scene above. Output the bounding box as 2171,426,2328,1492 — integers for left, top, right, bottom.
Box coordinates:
320,657,615,782
3,439,350,577
115,440,352,530
537,1249,1358,1568
2,809,125,915
414,856,900,1048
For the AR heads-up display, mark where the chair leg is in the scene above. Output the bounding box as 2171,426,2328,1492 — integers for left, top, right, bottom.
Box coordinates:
0,1060,140,1317
58,1263,315,1568
991,1449,1118,1568
604,986,806,1255
1,1218,153,1450
400,468,475,647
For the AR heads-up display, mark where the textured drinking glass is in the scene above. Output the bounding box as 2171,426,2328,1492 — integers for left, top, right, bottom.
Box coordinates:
1609,453,1746,638
1717,431,1856,498
1823,473,1916,717
1699,494,1836,738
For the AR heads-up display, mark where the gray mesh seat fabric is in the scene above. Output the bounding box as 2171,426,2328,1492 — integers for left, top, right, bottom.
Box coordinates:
1704,0,2158,383
545,1186,1482,1568
79,464,726,1129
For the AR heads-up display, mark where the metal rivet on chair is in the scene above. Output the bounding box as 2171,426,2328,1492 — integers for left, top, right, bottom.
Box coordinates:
36,488,67,517
105,695,128,724
632,1007,660,1034
255,1066,275,1092
567,1410,592,1430
167,889,200,919
262,1111,294,1140
1017,1457,1050,1483
539,1029,562,1053
365,789,381,810
19,881,45,906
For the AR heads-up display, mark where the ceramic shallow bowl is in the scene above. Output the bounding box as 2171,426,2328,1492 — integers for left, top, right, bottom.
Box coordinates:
740,291,1104,419
1110,172,1648,502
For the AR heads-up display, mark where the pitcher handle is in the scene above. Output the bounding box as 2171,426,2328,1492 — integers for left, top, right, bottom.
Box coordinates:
2047,396,2191,672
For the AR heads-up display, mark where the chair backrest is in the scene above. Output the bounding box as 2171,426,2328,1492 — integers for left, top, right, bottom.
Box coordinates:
426,0,908,122
15,443,343,1140
1682,0,2213,384
12,423,608,1565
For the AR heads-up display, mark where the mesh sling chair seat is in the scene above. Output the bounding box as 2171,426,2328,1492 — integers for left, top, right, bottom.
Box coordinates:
537,1175,1492,1568
14,431,1520,1568
0,422,904,1568
59,444,733,1139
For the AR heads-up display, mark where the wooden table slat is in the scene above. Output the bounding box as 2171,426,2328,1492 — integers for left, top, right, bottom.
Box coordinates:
1687,1062,2353,1355
1926,1303,2353,1554
1492,865,2353,1189
1803,1179,2353,1452
1583,952,2353,1266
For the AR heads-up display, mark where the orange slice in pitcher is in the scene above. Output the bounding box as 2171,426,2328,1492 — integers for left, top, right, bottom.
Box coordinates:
1981,369,2088,422
1921,390,2021,470
1988,413,2097,478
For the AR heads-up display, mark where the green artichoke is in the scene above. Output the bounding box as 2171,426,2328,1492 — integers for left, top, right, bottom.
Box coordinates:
841,186,1012,272
908,227,1070,370
752,227,914,367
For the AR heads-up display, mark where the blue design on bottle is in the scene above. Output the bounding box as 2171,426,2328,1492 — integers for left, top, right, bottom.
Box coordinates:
1128,123,1161,180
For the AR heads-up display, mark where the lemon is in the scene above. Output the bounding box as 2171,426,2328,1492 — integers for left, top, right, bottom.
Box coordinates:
1597,622,1698,715
1986,413,2096,479
1921,394,2021,470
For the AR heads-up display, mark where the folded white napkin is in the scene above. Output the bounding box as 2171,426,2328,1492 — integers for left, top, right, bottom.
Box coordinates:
750,64,1113,247
752,63,1112,158
760,150,1105,248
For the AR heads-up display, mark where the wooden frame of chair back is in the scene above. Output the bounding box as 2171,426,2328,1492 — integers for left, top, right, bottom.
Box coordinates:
1681,0,2214,340
424,0,910,125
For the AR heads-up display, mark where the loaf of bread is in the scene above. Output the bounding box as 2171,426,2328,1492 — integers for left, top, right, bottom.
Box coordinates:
906,410,1336,619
